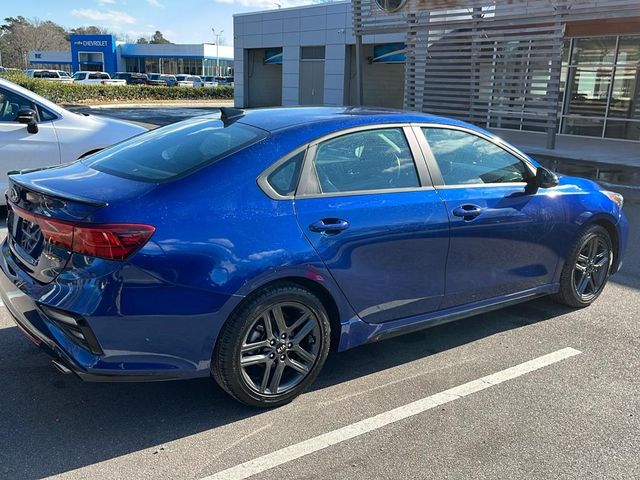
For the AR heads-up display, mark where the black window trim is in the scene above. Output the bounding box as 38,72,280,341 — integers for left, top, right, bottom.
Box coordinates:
257,145,309,200
411,123,537,188
0,86,60,123
258,123,435,200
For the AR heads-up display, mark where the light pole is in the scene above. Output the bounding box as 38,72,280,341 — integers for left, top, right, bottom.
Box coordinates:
211,28,224,76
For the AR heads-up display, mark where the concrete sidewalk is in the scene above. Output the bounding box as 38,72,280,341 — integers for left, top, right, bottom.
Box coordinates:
492,128,640,170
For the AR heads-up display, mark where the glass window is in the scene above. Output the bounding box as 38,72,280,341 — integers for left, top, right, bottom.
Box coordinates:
313,128,419,193
561,116,605,137
566,67,612,117
604,120,640,141
267,151,305,196
608,66,639,120
83,119,268,182
422,128,528,185
0,87,34,122
617,36,640,65
301,46,325,60
571,37,616,65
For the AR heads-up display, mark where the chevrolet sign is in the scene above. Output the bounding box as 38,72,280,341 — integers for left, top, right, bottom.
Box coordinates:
73,40,108,47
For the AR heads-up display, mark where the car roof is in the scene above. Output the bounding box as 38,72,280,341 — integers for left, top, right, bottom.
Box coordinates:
234,106,480,134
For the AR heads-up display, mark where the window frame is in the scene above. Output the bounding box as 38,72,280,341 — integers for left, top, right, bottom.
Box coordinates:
258,124,434,200
412,124,537,188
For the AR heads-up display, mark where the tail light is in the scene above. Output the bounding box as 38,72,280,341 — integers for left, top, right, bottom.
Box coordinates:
10,203,155,261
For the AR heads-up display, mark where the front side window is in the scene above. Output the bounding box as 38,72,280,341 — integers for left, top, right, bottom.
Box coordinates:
422,128,528,185
83,118,268,182
0,88,34,122
313,128,419,193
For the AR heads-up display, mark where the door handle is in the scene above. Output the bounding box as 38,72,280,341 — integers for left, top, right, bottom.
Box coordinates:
452,204,483,220
309,218,350,234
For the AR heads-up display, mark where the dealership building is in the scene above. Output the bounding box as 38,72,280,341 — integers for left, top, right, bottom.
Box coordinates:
28,34,234,76
234,0,640,144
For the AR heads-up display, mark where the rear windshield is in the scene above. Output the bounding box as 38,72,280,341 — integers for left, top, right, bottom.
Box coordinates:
82,118,268,182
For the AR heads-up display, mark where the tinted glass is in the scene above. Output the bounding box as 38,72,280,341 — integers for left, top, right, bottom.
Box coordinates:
422,128,528,185
0,88,34,122
84,119,268,182
313,128,419,193
267,150,305,196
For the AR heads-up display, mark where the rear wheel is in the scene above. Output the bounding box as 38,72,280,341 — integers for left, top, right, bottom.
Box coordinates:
212,284,331,407
553,225,613,308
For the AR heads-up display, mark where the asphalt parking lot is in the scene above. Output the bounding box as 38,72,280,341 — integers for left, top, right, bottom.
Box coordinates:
0,111,638,479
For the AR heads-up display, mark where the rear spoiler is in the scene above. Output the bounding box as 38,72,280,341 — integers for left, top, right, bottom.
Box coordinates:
8,173,107,208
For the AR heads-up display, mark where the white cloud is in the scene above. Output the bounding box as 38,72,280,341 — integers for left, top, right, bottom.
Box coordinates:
97,0,117,5
71,9,136,25
146,0,164,7
214,0,317,8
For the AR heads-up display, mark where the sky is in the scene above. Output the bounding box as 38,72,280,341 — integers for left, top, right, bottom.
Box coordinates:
2,0,327,45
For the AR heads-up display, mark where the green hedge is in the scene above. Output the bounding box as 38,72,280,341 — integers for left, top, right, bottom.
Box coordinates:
0,71,234,104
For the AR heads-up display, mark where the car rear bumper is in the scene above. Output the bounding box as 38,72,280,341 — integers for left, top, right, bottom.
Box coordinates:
0,240,231,381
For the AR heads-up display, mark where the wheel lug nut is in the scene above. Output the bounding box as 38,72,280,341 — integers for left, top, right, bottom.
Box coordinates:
287,343,292,348
269,353,275,359
270,340,276,346
280,355,286,361
281,334,286,339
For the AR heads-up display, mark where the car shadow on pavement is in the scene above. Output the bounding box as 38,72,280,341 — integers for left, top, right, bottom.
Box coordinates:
0,296,573,479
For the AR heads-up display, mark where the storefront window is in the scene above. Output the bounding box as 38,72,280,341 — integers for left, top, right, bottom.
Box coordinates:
560,35,640,140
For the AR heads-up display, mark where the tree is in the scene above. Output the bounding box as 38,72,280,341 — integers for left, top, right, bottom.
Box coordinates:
0,16,68,69
150,30,171,44
67,25,111,40
136,37,149,44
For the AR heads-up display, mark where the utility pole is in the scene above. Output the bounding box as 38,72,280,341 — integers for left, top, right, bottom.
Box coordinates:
211,28,224,76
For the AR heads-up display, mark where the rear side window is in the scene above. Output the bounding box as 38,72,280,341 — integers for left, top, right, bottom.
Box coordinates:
83,119,268,182
266,150,305,196
313,128,419,193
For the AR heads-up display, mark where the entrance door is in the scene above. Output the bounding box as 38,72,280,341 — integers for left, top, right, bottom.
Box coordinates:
299,47,325,106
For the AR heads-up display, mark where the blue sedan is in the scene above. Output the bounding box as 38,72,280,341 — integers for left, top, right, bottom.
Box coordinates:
0,107,628,407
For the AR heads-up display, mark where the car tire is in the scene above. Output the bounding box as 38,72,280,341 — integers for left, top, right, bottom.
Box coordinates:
552,224,613,308
212,283,331,408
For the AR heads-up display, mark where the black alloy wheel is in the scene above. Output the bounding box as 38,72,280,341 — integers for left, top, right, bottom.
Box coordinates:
553,225,613,307
212,284,331,407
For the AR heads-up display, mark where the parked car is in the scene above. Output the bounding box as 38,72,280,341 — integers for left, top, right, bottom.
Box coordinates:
25,69,73,82
175,74,203,87
201,76,219,87
112,72,148,85
0,107,627,407
0,77,146,201
145,73,178,87
145,72,167,86
72,71,126,86
161,75,178,87
215,75,234,85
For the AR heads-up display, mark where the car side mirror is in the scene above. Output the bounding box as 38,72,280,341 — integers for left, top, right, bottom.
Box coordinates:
534,166,559,189
16,107,39,134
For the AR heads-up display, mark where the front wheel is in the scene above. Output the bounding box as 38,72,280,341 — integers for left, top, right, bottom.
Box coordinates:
553,225,613,308
212,284,331,408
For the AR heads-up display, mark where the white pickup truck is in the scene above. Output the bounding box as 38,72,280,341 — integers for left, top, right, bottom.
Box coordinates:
72,71,127,86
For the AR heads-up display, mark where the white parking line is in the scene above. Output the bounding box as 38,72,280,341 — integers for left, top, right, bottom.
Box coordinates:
203,347,582,480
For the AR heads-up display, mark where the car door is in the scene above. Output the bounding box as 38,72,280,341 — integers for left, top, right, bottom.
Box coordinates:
416,126,565,309
294,125,450,324
0,86,60,191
